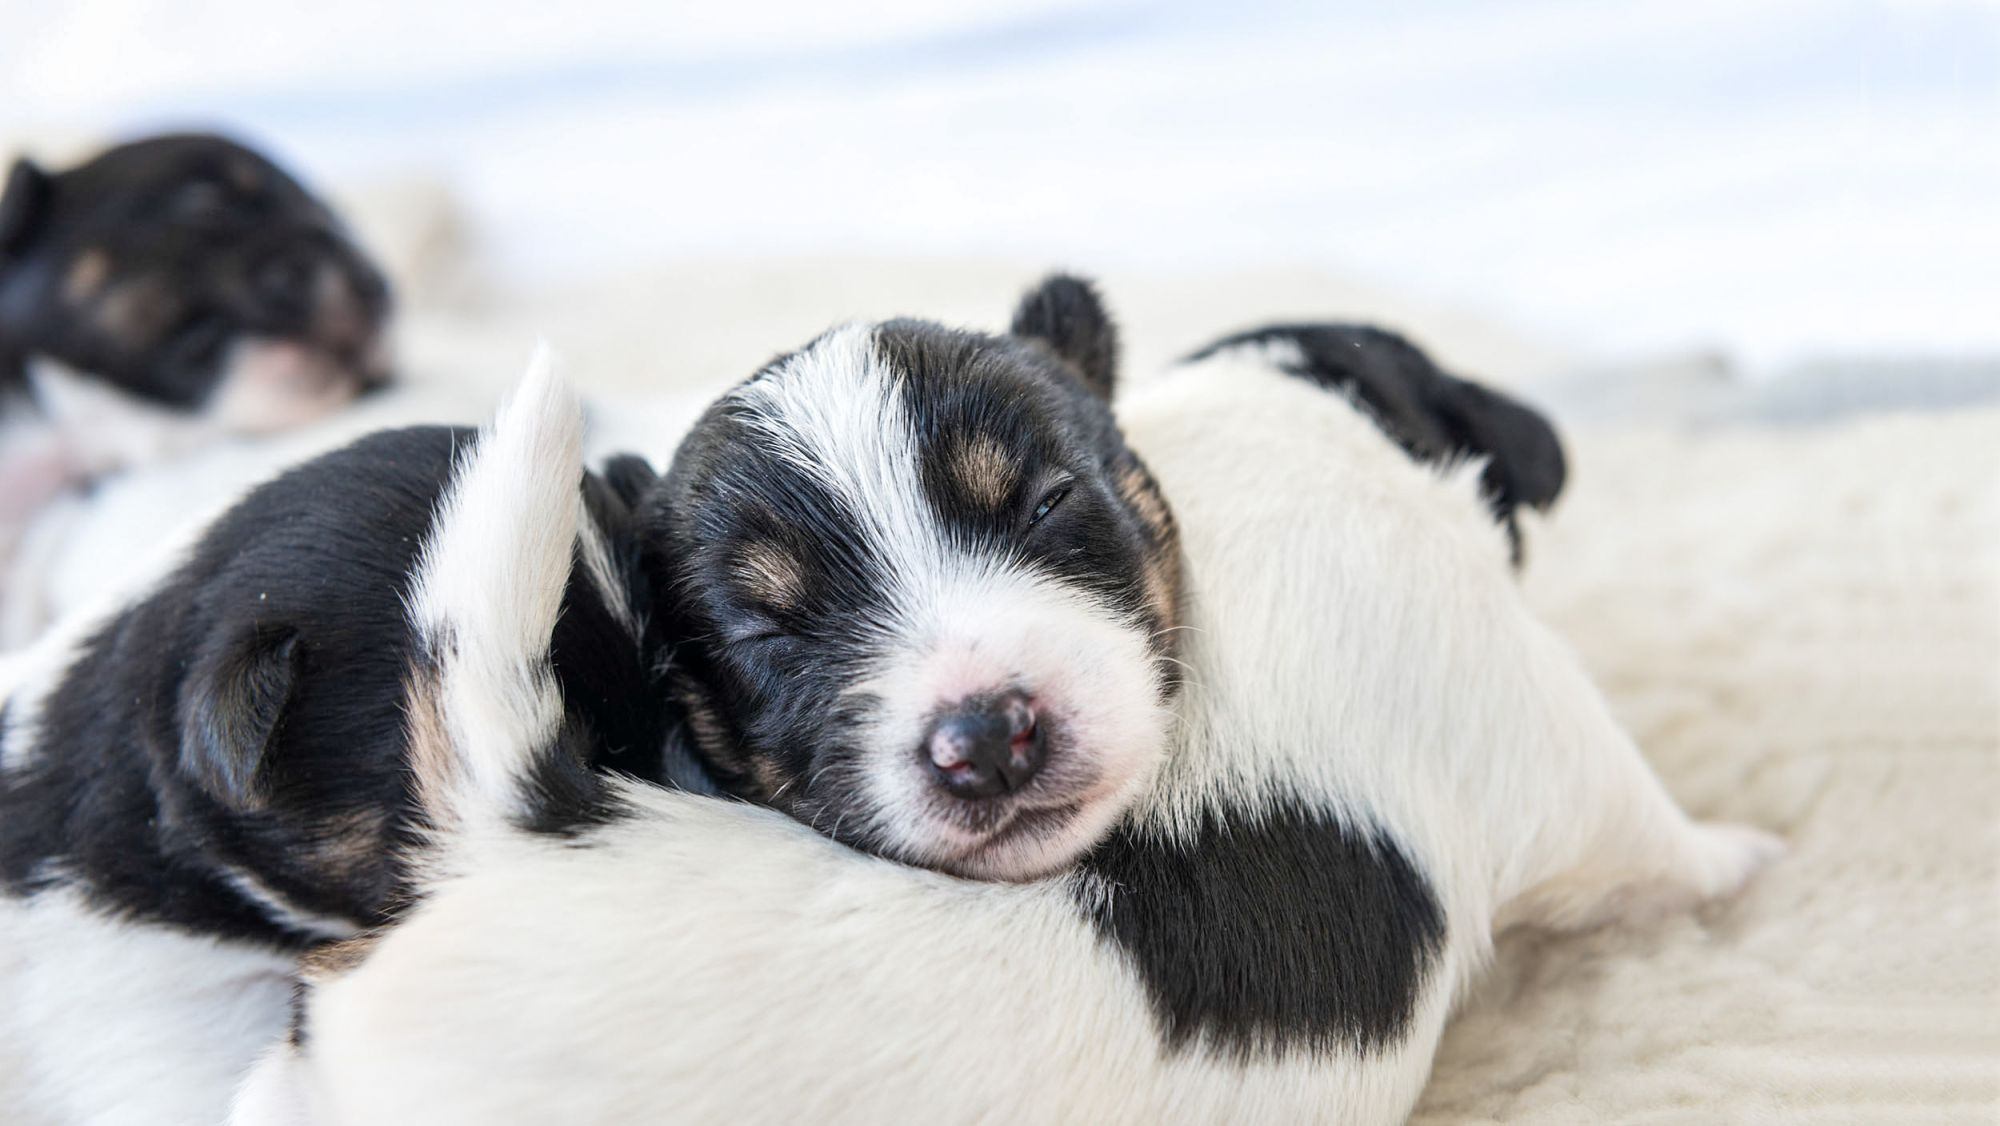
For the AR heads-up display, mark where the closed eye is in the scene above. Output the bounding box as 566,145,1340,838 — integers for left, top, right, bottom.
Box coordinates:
1028,481,1072,529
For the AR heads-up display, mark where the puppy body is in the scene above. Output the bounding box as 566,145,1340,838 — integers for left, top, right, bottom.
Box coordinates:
0,363,667,1125
240,339,1777,1124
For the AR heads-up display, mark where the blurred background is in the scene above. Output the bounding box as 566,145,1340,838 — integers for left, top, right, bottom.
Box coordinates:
4,0,1997,410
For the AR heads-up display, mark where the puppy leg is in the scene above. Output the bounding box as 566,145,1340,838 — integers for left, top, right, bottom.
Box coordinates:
1496,744,1784,934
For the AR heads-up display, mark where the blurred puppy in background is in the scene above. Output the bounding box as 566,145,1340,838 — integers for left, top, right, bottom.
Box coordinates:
0,133,392,590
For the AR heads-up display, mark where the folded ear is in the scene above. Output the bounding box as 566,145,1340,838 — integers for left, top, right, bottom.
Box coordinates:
0,158,49,256
178,629,304,811
1009,273,1118,399
1436,377,1567,515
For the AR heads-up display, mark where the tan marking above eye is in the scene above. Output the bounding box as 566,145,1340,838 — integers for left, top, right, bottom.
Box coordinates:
63,250,112,304
734,540,806,610
93,280,178,341
952,434,1018,510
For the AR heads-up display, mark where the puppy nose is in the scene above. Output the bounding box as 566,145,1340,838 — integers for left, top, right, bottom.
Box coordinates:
923,691,1043,799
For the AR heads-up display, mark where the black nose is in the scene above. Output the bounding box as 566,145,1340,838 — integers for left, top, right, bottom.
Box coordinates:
923,691,1044,799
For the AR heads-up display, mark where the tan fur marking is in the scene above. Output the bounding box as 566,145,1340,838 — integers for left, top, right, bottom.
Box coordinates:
299,932,381,984
952,434,1018,509
63,250,111,304
403,671,458,828
307,807,392,877
1118,461,1173,539
94,280,177,341
734,541,805,610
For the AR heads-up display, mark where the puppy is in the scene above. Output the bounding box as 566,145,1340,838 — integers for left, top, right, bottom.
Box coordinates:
0,352,665,1126
237,332,1779,1124
646,275,1182,880
0,133,391,567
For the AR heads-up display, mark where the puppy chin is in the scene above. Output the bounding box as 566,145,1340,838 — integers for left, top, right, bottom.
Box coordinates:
926,791,1137,882
210,336,382,433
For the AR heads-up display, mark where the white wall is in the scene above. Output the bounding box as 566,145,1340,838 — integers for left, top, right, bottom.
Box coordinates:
3,0,1995,372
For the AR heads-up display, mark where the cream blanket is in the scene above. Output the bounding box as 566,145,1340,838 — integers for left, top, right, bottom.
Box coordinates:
1421,413,2000,1123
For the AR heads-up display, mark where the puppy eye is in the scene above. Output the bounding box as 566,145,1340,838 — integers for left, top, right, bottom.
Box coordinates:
1028,483,1071,528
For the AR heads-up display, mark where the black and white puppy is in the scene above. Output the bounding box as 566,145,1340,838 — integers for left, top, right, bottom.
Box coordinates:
0,133,391,556
237,329,1780,1125
0,352,662,1126
646,275,1182,880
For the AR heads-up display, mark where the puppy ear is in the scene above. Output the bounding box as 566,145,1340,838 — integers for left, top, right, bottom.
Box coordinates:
1436,378,1567,515
0,158,49,256
1009,273,1118,399
179,629,304,811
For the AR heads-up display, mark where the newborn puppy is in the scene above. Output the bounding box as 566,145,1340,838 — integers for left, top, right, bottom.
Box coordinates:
647,275,1182,880
0,353,663,1126
236,342,1779,1125
0,133,391,556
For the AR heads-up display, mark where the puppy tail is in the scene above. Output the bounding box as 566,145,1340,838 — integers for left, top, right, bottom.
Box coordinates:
403,343,586,835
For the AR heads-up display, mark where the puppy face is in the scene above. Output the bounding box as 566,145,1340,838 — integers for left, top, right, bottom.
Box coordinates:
0,133,391,429
653,277,1181,880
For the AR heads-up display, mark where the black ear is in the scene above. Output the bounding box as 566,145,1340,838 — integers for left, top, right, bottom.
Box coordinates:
178,630,304,811
0,158,50,256
1435,378,1567,515
1009,273,1118,399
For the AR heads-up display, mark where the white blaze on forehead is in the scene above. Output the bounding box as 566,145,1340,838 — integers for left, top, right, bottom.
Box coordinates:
731,324,947,616
730,327,1169,877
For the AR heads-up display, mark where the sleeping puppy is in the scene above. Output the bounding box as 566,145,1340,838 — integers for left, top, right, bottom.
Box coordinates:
645,279,1570,883
0,362,665,1126
645,275,1182,880
0,133,391,572
236,331,1780,1124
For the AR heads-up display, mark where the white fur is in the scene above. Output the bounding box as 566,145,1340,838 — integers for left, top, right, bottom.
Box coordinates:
239,348,1779,1124
403,343,585,832
0,888,294,1126
735,326,1167,878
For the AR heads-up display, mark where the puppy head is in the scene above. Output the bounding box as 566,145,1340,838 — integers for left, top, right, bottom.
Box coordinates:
0,133,392,430
651,275,1182,881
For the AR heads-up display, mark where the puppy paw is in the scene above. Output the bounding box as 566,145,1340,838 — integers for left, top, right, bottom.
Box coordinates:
1685,821,1785,901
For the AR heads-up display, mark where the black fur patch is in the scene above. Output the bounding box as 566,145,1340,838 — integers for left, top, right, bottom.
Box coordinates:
514,716,629,840
1074,799,1445,1059
0,427,667,949
1188,324,1566,562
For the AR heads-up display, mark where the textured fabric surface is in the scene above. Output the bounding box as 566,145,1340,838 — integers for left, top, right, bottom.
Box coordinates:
1416,411,2000,1123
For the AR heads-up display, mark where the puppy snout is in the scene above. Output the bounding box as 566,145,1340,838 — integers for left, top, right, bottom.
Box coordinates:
923,691,1044,799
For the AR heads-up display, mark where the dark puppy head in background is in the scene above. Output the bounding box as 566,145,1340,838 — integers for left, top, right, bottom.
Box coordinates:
0,133,391,440
647,275,1183,881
